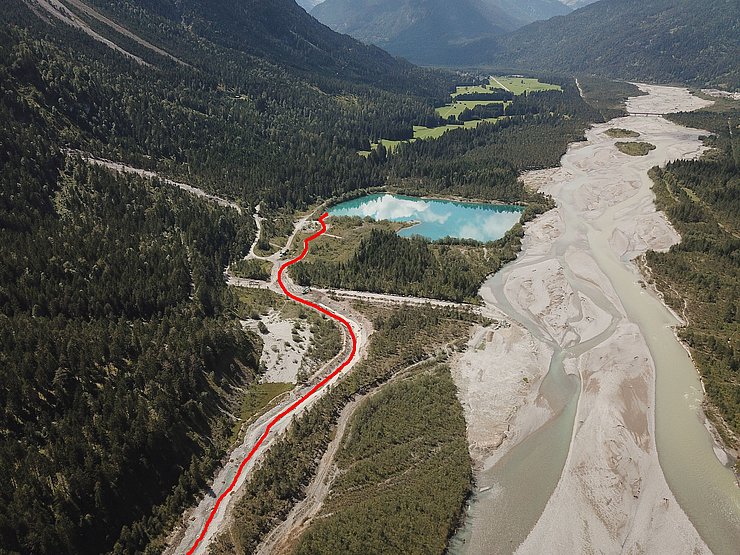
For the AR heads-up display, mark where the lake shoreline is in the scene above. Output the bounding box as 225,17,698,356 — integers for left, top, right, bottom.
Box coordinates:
328,192,524,243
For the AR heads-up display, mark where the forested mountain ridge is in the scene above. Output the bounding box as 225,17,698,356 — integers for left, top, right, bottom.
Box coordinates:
74,0,437,89
2,1,625,552
311,0,510,66
0,0,461,552
312,0,738,90
494,0,740,90
3,0,457,207
311,0,571,65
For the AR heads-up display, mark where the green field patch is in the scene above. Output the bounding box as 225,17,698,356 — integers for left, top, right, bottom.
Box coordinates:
230,382,293,444
436,100,505,119
231,258,272,280
452,83,497,97
606,127,640,138
376,138,411,152
360,117,501,155
413,118,500,140
298,216,410,264
492,76,561,95
357,75,557,157
616,141,656,156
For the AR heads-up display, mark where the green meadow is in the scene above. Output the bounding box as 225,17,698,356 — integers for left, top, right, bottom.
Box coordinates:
359,76,559,155
436,100,508,119
492,76,561,95
361,118,502,153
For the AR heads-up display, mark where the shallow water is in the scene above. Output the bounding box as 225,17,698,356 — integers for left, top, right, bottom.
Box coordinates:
451,86,740,554
328,193,523,242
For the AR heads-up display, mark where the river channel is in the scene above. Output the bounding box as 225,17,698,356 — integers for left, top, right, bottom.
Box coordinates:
451,84,739,554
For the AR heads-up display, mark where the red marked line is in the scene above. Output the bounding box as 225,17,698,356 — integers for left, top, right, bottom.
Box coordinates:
186,212,356,555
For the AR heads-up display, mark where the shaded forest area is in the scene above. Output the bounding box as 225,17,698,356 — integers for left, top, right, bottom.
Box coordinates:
211,305,479,555
647,107,739,446
0,1,625,552
0,133,260,553
294,364,470,554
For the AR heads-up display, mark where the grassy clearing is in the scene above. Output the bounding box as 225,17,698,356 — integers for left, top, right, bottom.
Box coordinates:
375,138,410,153
452,83,494,97
296,216,409,263
231,258,272,280
492,76,561,95
365,118,502,153
229,382,293,444
606,127,640,138
300,215,487,267
413,118,500,140
436,100,505,119
616,141,656,156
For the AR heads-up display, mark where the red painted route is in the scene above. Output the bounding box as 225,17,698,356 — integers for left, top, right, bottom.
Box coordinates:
186,212,357,555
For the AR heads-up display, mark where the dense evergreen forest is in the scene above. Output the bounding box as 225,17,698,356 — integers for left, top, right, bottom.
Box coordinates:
295,79,603,301
0,0,624,552
647,106,740,447
0,135,260,553
1,1,455,209
293,365,470,554
0,0,458,552
211,305,479,555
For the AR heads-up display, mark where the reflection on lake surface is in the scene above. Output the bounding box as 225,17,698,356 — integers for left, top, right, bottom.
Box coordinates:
328,194,524,242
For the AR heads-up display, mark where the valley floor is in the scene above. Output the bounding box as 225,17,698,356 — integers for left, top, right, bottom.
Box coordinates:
451,84,740,554
146,85,738,555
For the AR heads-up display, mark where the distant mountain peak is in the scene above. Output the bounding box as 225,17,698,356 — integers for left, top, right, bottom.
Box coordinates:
310,0,571,65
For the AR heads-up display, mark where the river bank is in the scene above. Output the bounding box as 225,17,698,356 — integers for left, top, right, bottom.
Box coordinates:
451,84,740,554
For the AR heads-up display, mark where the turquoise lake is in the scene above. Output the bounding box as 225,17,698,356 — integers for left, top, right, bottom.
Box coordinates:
328,194,524,242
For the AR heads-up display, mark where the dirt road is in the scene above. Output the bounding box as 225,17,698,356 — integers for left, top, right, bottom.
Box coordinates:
168,215,372,555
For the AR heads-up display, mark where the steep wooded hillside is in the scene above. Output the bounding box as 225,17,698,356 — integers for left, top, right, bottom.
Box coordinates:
496,0,740,90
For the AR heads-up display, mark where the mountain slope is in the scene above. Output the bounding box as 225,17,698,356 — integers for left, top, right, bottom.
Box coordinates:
311,0,570,65
496,0,740,89
0,1,457,553
311,0,508,66
559,0,599,7
296,0,325,9
486,0,571,25
60,0,449,92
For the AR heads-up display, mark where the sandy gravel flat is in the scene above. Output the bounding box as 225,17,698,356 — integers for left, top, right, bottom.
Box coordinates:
452,84,716,554
243,310,313,384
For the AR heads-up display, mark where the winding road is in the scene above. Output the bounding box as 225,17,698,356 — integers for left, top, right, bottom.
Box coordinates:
173,213,364,555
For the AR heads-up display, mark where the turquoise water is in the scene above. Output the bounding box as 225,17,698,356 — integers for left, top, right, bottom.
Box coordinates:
328,194,524,242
